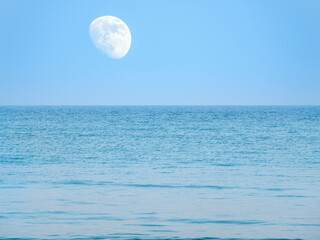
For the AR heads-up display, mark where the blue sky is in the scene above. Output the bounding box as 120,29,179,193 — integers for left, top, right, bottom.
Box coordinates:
0,0,320,105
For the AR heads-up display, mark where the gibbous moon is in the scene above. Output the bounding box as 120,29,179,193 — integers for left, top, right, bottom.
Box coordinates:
89,16,131,59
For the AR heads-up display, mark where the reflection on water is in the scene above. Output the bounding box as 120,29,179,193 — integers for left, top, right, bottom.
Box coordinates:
0,106,319,239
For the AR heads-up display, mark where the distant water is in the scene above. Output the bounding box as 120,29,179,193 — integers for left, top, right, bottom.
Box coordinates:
0,106,320,240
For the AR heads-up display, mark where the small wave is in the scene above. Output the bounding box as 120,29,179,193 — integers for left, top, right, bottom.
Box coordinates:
149,229,177,233
54,180,111,186
168,218,266,225
120,183,234,190
78,134,97,137
275,195,309,198
52,181,234,190
287,223,320,226
125,223,167,227
263,187,301,192
0,237,303,240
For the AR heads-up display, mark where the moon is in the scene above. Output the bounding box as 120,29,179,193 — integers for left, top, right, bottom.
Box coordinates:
89,16,131,59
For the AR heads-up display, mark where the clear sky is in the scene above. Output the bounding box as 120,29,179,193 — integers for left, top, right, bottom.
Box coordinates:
0,0,320,105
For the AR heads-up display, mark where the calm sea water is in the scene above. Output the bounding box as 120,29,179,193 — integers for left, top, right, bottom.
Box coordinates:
0,106,320,240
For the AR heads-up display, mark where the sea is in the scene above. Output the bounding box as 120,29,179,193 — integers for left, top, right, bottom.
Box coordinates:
0,106,319,240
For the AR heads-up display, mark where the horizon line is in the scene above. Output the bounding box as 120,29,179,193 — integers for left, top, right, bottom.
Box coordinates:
0,104,319,107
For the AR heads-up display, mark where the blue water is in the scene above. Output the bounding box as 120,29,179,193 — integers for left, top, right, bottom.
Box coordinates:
0,106,320,240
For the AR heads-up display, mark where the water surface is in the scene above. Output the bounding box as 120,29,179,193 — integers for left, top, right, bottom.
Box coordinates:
0,106,319,239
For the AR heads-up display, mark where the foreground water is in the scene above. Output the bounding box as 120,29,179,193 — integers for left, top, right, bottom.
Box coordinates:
0,106,319,240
